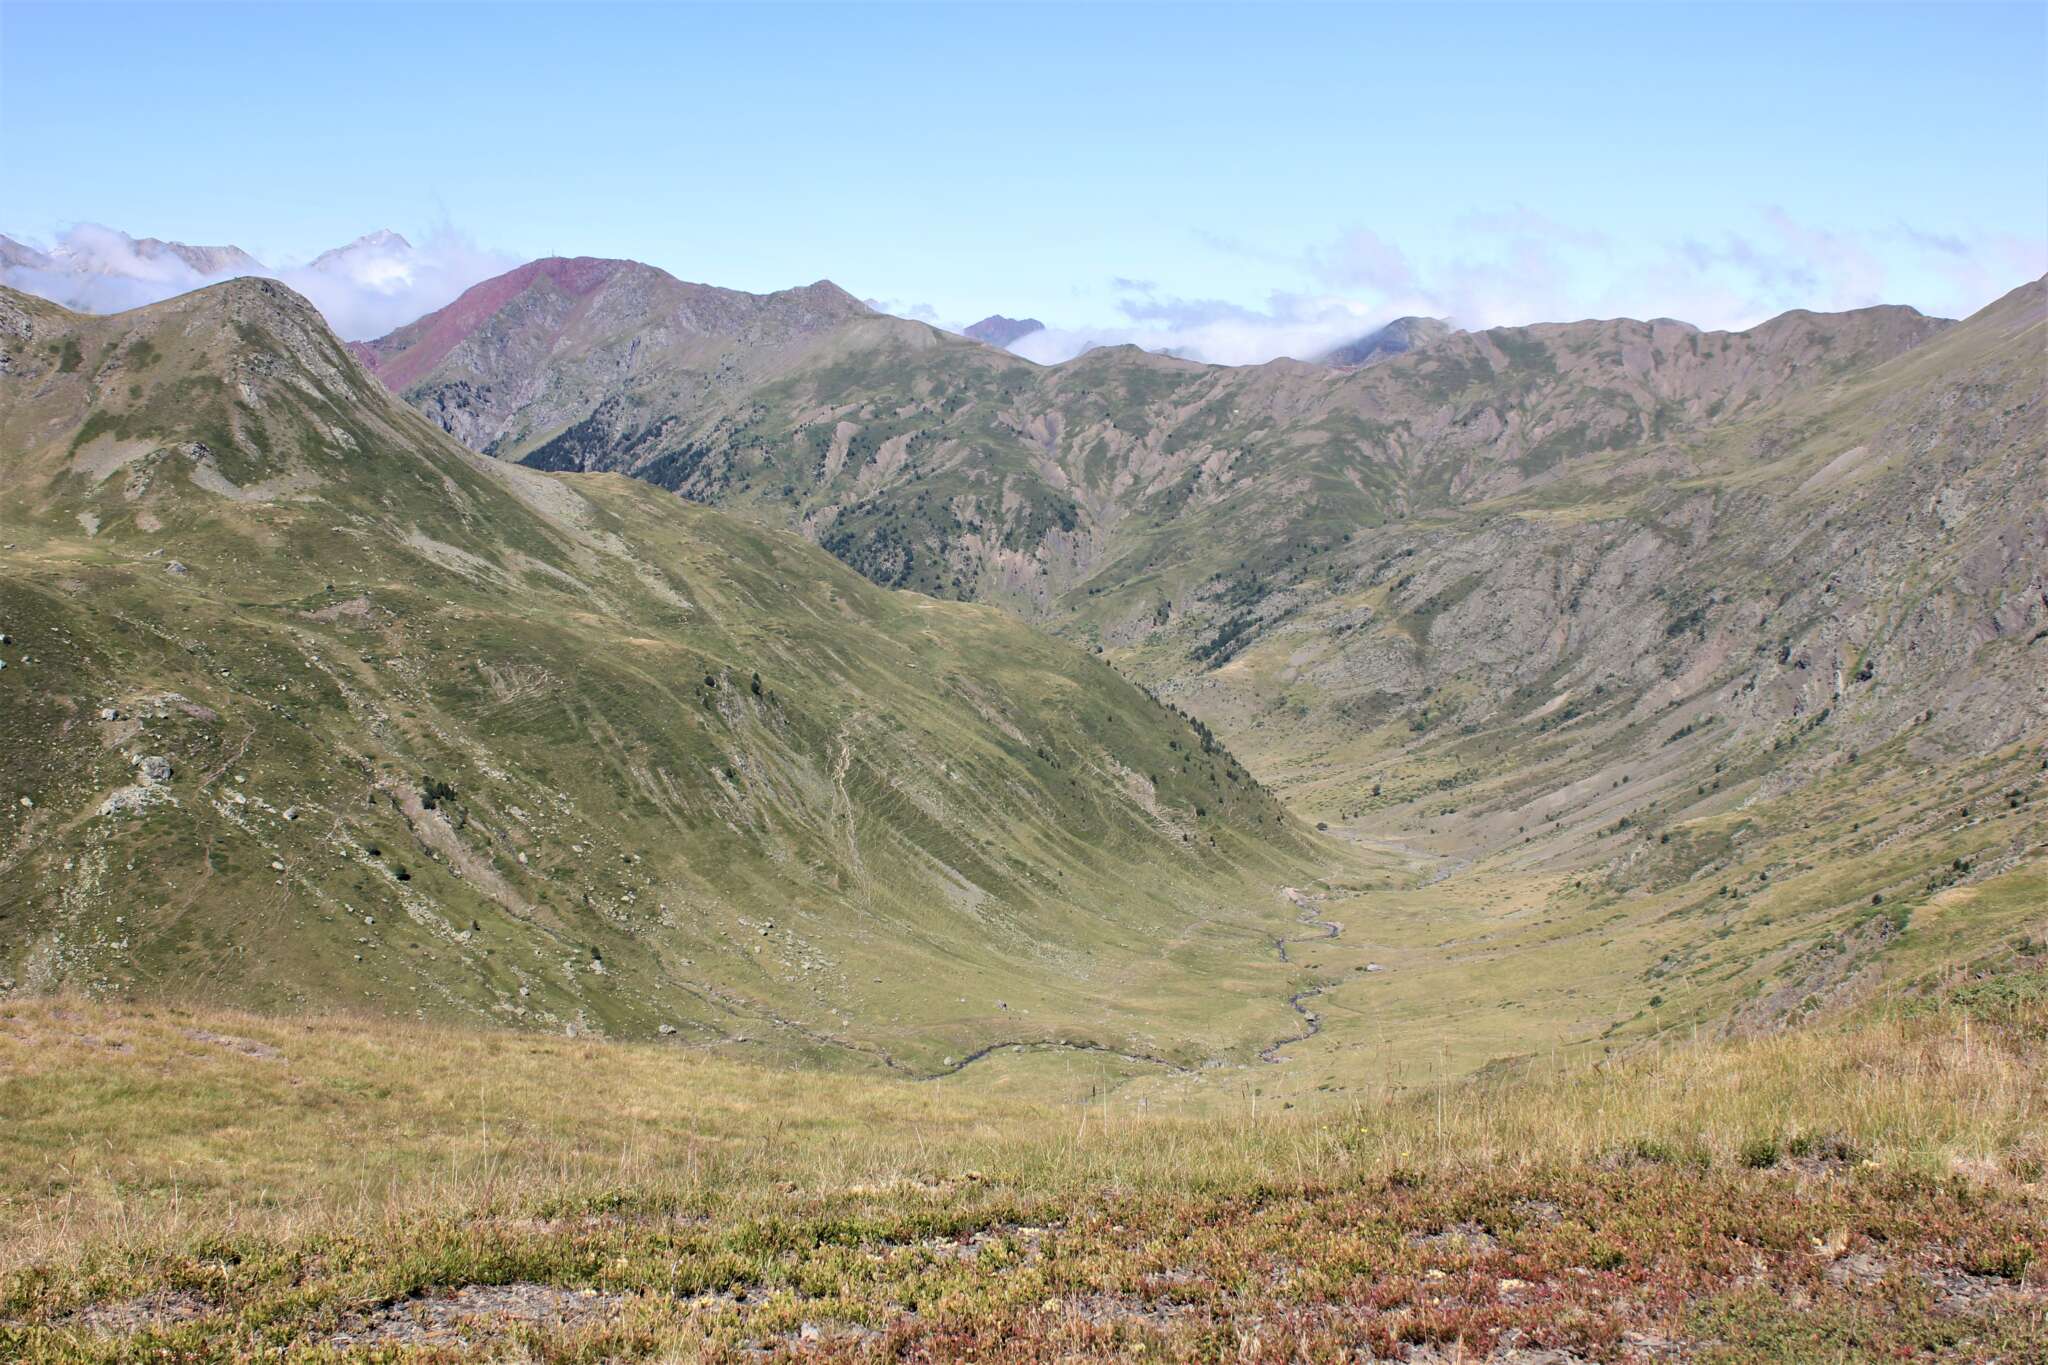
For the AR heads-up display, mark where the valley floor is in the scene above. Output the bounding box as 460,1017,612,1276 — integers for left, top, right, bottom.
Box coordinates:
3,982,2044,1362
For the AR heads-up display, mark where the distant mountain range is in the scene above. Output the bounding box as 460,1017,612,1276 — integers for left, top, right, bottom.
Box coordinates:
344,251,2046,902
0,229,264,281
958,314,1457,366
0,226,516,341
0,226,412,290
0,234,1449,369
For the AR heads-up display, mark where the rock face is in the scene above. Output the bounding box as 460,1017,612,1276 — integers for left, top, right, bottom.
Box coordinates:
963,315,1045,349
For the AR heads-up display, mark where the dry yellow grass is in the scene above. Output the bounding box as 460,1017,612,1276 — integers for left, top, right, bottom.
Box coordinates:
4,987,2045,1360
5,985,2042,1273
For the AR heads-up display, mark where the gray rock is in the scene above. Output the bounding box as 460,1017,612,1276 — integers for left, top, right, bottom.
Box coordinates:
98,785,168,816
136,755,174,784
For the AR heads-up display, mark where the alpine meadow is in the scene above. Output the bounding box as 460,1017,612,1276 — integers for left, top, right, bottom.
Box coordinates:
1,3,2044,1361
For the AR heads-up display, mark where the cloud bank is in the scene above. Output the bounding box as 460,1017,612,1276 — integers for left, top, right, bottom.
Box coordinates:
1003,209,2047,367
0,223,520,340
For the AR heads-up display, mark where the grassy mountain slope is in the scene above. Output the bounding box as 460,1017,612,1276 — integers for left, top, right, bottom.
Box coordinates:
351,269,2048,1076
0,279,1322,1073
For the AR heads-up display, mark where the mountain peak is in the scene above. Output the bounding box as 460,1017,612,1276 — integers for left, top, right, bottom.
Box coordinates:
350,260,879,444
309,229,414,271
964,315,1045,348
783,279,870,314
349,256,643,391
1317,316,1453,367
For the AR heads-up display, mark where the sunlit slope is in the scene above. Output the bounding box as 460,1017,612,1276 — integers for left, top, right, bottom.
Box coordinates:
0,280,1320,1070
1158,278,2046,837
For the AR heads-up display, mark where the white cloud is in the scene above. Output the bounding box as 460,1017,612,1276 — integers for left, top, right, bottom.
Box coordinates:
283,227,519,340
1010,283,1400,367
862,296,952,328
1,223,519,340
1019,209,2046,365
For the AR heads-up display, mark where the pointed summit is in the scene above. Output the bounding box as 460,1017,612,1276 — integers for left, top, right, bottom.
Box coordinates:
1316,316,1453,368
351,259,894,453
309,229,413,272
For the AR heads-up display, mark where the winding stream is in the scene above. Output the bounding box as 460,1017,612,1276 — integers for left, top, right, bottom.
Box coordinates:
1258,888,1345,1064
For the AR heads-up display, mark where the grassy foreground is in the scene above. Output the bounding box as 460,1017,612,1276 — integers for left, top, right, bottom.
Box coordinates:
3,983,2044,1361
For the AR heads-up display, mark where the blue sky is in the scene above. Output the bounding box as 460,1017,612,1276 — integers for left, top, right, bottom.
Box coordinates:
3,2,2043,357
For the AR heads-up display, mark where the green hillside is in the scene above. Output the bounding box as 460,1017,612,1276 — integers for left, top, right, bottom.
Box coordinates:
0,280,1323,1074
